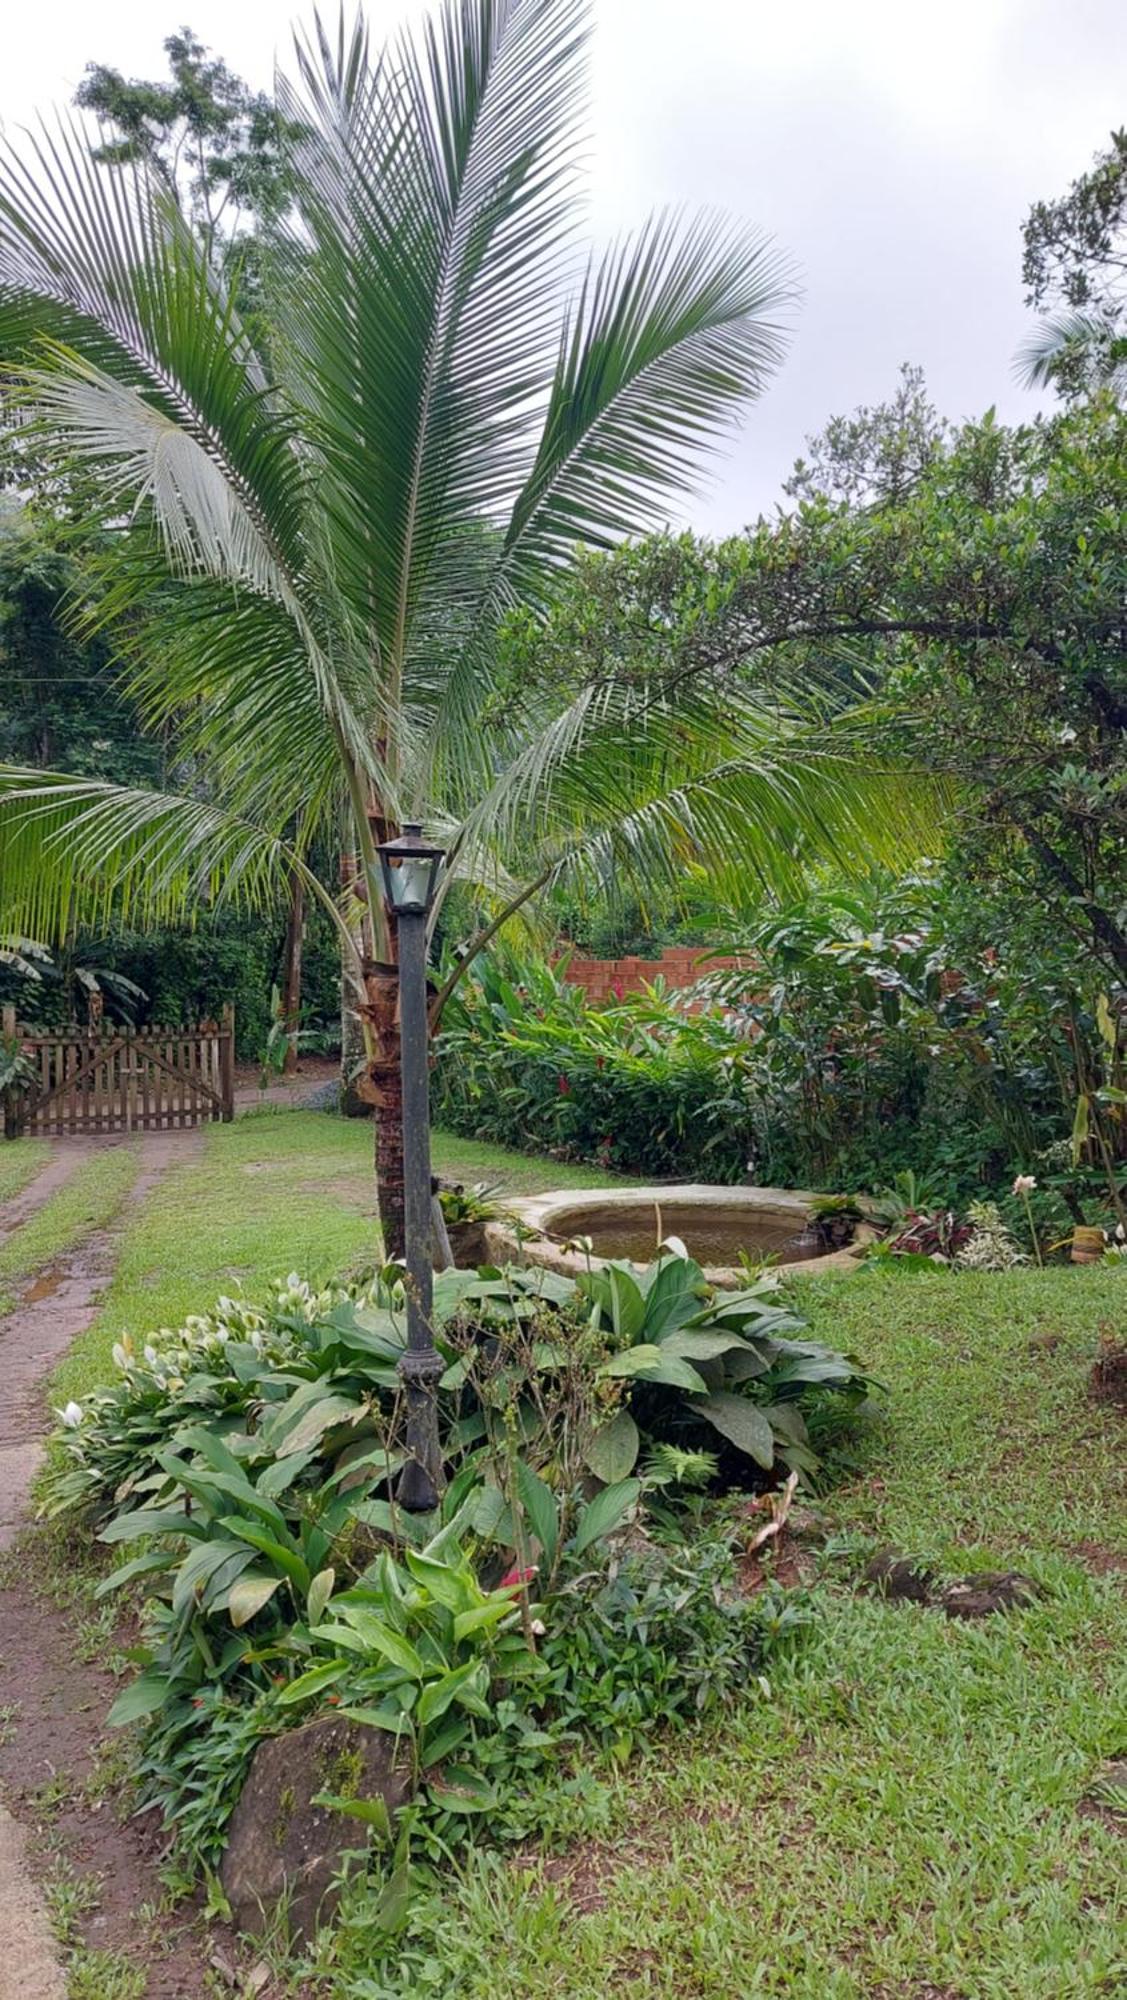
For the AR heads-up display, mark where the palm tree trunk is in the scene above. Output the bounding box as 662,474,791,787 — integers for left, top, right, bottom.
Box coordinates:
339,851,372,1118
281,869,305,1076
363,951,407,1262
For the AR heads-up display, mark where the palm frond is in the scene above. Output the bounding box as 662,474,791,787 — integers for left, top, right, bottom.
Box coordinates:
0,118,307,573
0,768,350,949
417,207,795,796
276,0,590,702
507,209,795,577
450,671,943,911
1014,308,1127,394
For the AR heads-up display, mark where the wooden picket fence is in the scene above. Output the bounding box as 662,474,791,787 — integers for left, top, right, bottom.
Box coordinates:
1,1005,235,1138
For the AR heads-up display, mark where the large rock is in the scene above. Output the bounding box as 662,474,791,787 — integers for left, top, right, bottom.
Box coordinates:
220,1716,413,1939
941,1571,1042,1619
865,1549,938,1604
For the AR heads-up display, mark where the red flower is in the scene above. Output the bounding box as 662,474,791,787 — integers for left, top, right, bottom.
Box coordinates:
611,977,624,999
500,1564,538,1589
557,1074,571,1096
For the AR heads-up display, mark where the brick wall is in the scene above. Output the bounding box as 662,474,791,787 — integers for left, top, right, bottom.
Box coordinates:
559,946,752,1004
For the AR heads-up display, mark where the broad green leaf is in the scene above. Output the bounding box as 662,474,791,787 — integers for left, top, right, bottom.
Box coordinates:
93,1550,173,1599
108,1669,170,1727
661,1328,758,1361
229,1572,284,1628
256,1449,317,1498
419,1717,471,1767
276,1660,352,1706
174,1425,250,1482
452,1600,520,1644
336,1608,426,1680
99,1506,202,1544
308,1621,376,1658
515,1461,559,1565
373,1860,412,1933
172,1538,250,1617
306,1567,336,1626
625,1350,710,1392
583,1409,640,1484
404,1549,475,1613
467,1483,511,1542
572,1478,642,1555
312,1792,392,1837
427,1767,499,1813
222,1518,311,1591
158,1456,287,1532
417,1660,486,1728
692,1392,775,1468
641,1254,708,1337
598,1343,665,1378
261,1377,362,1457
340,1704,413,1737
606,1265,646,1341
760,1400,809,1445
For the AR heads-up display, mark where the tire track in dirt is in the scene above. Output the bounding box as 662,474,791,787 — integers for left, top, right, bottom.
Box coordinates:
0,1125,275,1998
0,1132,201,1548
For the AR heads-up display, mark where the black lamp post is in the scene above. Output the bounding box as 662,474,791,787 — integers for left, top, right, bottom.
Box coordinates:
376,821,446,1513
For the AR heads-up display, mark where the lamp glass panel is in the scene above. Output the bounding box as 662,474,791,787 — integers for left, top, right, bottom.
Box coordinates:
389,854,435,911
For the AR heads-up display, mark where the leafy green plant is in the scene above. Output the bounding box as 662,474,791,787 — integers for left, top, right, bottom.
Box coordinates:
437,1183,506,1228
0,1029,36,1129
539,1540,808,1761
41,1272,408,1520
574,1251,873,1483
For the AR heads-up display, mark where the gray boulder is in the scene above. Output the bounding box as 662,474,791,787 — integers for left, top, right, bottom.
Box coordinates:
220,1716,413,1939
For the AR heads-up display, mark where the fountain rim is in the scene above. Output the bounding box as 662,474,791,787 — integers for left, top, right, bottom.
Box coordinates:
485,1182,876,1286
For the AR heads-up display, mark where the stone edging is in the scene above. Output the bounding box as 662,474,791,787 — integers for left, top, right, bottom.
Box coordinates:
486,1183,876,1286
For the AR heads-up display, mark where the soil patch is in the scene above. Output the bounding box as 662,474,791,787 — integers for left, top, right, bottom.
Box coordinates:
1077,1760,1127,1835
0,1231,119,1549
0,1136,197,1550
0,1142,94,1241
1071,1540,1127,1579
0,1557,262,1997
1090,1332,1127,1411
0,1131,270,1996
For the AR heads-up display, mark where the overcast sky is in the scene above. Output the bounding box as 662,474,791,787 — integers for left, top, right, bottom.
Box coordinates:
3,0,1125,532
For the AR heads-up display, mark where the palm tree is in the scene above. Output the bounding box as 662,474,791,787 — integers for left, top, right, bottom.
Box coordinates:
1016,308,1127,398
0,0,927,1251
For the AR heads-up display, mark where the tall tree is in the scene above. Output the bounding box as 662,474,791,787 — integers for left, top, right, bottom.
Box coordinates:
75,29,293,280
524,395,1127,984
0,0,925,1251
0,503,158,781
1018,127,1127,397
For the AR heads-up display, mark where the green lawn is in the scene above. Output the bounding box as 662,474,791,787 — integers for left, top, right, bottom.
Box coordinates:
24,1112,1127,1997
347,1262,1122,2000
47,1110,637,1406
0,1136,51,1204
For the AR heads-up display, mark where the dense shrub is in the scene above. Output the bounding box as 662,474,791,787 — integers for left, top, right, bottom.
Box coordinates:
47,1254,852,1918
435,874,1125,1224
433,948,755,1181
1,908,343,1060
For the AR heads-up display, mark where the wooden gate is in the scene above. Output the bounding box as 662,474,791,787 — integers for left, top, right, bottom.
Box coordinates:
1,1006,235,1137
